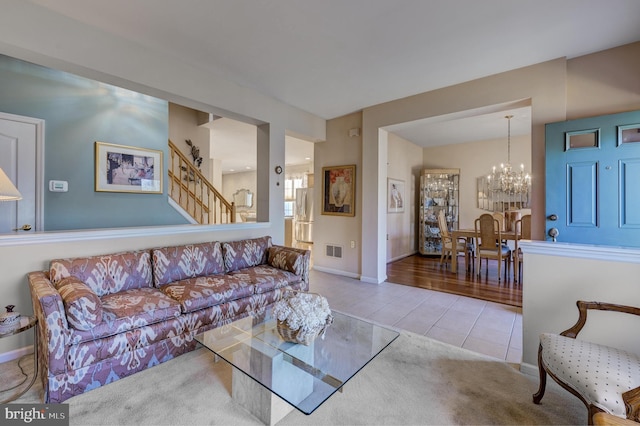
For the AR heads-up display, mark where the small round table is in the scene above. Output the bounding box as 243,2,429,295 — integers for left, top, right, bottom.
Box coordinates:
0,315,38,403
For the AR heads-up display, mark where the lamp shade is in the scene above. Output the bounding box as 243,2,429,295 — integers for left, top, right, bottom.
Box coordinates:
0,168,22,201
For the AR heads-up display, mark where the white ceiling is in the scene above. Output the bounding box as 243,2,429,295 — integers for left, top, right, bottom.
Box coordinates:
26,0,640,167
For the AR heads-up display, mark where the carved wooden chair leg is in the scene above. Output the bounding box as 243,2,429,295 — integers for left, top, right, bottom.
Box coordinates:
533,344,547,404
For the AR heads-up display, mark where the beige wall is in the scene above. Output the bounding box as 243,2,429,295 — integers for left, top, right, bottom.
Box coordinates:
313,112,362,277
520,242,640,374
567,41,640,120
362,58,567,283
168,103,211,180
386,132,423,261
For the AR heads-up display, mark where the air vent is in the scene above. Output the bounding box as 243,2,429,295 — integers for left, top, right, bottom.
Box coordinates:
325,244,343,258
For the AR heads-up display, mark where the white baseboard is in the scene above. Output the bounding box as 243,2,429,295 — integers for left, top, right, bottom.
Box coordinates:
0,345,34,363
519,362,538,377
311,265,360,279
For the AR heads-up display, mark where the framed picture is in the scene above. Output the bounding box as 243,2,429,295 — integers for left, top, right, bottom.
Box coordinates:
95,141,163,193
322,165,355,216
387,178,405,213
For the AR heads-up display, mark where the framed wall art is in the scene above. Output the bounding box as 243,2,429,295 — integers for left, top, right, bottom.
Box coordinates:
387,178,405,213
322,164,355,216
95,141,163,193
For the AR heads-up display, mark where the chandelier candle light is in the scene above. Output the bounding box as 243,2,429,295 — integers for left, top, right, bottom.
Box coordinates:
487,115,531,208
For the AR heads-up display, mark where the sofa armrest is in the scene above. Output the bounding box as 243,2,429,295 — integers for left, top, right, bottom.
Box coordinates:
28,271,71,376
270,245,311,288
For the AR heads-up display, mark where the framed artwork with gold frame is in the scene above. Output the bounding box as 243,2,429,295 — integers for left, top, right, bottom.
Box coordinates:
322,165,355,216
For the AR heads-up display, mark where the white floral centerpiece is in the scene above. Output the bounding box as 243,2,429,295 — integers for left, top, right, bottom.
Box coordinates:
273,292,333,345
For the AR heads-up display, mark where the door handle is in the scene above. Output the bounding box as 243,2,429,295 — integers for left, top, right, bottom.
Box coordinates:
548,227,559,242
13,224,32,231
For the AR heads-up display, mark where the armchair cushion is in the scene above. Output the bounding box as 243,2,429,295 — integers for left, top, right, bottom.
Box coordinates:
540,333,640,417
56,276,103,331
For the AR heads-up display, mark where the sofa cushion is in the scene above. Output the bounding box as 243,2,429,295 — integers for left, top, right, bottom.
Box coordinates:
268,246,306,276
100,287,182,330
229,265,301,294
160,275,254,313
222,236,272,272
56,277,103,331
152,242,224,287
50,251,153,297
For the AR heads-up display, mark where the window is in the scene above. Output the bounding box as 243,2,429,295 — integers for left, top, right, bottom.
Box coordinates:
284,173,307,217
284,201,294,217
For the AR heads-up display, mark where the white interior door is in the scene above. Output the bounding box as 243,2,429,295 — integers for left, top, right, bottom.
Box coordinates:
0,112,44,234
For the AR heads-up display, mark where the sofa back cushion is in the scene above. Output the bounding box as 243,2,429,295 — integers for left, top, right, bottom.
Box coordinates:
152,241,224,287
222,236,272,272
49,251,153,297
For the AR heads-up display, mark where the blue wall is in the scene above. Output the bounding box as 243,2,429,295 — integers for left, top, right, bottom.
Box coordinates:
0,54,188,230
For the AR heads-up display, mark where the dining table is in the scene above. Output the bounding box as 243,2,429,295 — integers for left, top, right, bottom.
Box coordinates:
450,228,521,279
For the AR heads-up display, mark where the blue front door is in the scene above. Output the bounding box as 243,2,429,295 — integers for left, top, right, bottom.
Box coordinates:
545,109,640,246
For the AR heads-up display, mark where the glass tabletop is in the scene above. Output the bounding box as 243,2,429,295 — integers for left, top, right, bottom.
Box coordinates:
195,306,399,415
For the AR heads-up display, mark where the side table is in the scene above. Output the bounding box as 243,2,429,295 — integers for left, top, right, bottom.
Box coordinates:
0,315,38,403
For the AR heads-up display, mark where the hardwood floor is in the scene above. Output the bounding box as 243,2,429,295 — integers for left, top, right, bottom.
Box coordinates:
386,254,522,307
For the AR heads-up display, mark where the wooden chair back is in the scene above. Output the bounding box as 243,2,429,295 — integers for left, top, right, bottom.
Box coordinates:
516,214,532,239
437,210,450,239
475,213,501,251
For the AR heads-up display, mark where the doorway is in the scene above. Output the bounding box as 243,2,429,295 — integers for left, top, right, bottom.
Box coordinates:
0,112,43,234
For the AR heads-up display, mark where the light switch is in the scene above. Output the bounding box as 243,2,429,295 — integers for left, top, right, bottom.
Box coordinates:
49,180,68,192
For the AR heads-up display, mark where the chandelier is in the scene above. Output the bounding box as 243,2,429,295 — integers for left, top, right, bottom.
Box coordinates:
487,115,531,197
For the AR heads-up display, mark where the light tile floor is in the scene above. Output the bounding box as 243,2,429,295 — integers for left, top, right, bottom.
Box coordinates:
309,269,523,364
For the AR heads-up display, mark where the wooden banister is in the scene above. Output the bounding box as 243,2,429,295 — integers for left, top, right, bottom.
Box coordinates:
168,140,235,224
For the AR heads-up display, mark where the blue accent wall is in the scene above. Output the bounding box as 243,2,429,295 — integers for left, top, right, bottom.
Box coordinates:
0,54,188,230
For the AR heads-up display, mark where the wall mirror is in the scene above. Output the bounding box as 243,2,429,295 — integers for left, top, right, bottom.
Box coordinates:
233,189,254,208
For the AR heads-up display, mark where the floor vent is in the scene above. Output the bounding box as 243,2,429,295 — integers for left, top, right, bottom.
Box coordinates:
325,244,343,258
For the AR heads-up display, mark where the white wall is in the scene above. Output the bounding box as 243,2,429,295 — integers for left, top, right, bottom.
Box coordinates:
386,132,423,261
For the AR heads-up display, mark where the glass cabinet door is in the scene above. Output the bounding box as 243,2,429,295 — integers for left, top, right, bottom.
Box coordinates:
419,168,459,255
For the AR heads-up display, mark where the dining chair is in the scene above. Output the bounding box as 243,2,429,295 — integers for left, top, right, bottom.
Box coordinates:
514,214,531,282
492,211,510,245
437,210,472,270
475,213,511,281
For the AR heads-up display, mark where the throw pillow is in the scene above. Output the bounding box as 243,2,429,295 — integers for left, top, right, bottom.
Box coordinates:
268,247,304,276
56,276,103,331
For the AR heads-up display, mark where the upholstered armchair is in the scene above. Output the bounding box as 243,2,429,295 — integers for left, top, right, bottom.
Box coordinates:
533,301,640,425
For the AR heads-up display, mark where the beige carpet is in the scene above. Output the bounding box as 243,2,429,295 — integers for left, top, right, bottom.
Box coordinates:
4,331,585,425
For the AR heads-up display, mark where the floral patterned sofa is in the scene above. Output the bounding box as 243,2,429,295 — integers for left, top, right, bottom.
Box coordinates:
27,236,310,403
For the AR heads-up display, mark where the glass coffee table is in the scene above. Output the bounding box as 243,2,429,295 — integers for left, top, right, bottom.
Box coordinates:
195,306,399,425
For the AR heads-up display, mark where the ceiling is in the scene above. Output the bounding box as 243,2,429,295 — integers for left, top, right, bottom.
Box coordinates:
26,0,640,168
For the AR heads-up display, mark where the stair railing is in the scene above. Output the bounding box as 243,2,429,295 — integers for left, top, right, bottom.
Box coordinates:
168,140,235,224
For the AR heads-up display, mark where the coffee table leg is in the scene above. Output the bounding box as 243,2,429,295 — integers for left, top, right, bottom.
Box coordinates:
232,369,293,426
